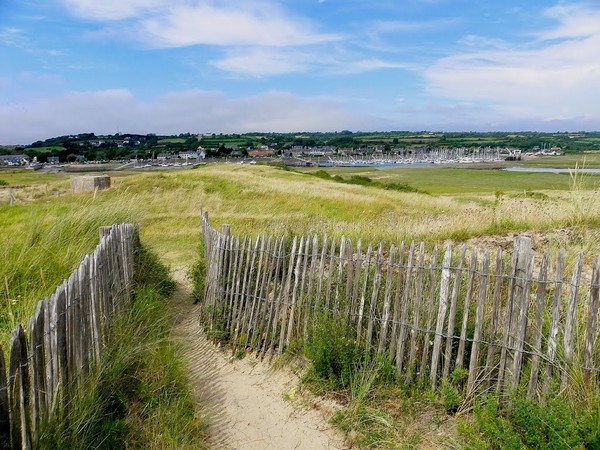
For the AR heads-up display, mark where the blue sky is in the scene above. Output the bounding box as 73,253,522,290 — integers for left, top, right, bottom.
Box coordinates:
1,0,600,144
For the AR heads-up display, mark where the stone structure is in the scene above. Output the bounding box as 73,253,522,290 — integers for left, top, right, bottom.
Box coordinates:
71,175,111,193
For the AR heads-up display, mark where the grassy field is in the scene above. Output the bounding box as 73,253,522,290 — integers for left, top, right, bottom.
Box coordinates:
2,158,600,448
303,165,595,194
2,158,599,317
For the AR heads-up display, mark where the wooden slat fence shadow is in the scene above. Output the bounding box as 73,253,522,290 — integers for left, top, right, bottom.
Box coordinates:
0,223,137,449
201,212,600,406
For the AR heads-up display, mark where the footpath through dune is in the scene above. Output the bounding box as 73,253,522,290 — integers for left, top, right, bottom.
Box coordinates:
170,273,347,450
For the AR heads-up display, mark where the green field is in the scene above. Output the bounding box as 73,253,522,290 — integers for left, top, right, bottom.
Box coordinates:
303,166,600,194
157,138,187,144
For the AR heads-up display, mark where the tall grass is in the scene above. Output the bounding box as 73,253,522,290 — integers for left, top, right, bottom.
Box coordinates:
37,244,208,449
0,197,135,343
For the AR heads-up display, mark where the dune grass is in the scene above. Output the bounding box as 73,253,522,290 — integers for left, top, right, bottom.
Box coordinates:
2,161,600,324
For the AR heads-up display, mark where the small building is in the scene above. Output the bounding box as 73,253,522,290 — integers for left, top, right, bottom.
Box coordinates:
179,151,201,159
0,154,30,165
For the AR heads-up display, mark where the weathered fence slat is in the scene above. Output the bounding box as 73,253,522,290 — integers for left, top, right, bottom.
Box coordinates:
467,250,490,397
562,253,584,389
324,237,336,312
542,249,566,398
356,245,373,344
285,236,305,347
9,325,32,449
527,251,550,399
511,243,535,390
225,236,240,332
584,256,600,386
0,346,9,445
419,246,438,384
229,237,245,352
277,237,299,354
387,242,405,361
295,236,311,339
430,245,452,389
267,237,291,356
377,245,396,355
395,242,416,373
497,241,521,393
303,236,320,340
29,301,46,440
406,243,425,382
366,244,384,352
483,249,503,389
455,249,478,371
249,236,273,350
443,245,466,379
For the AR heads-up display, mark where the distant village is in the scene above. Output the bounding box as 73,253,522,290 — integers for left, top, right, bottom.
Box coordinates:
0,130,574,168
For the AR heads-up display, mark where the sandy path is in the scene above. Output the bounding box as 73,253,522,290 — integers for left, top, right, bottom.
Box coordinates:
171,275,347,450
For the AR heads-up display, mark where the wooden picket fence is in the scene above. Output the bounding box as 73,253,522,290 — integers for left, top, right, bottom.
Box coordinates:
0,223,137,449
201,212,600,404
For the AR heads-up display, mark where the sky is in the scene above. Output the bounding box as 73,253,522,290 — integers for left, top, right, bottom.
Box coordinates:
1,0,600,144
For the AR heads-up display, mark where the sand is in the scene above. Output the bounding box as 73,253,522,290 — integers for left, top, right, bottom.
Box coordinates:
171,276,347,450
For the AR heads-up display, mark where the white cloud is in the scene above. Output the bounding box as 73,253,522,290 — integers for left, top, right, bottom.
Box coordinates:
371,18,458,34
538,4,600,39
332,58,412,74
139,3,340,48
0,89,378,144
61,0,346,76
211,48,310,76
0,27,28,48
423,3,600,129
62,0,165,21
62,0,340,48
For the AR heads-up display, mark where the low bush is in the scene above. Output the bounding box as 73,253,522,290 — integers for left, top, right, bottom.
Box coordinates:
305,311,360,390
460,394,600,449
307,170,427,194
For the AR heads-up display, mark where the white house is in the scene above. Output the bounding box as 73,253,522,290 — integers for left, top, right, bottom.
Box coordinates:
0,154,30,165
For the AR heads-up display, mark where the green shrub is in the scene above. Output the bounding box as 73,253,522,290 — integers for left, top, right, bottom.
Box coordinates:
305,311,359,389
461,394,600,449
346,175,373,186
0,179,7,186
440,379,461,413
383,181,425,194
312,170,332,179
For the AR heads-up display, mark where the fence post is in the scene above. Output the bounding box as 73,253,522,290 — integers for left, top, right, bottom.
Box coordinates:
9,325,32,449
508,236,533,391
430,244,452,390
584,256,600,387
562,253,583,389
0,346,9,447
